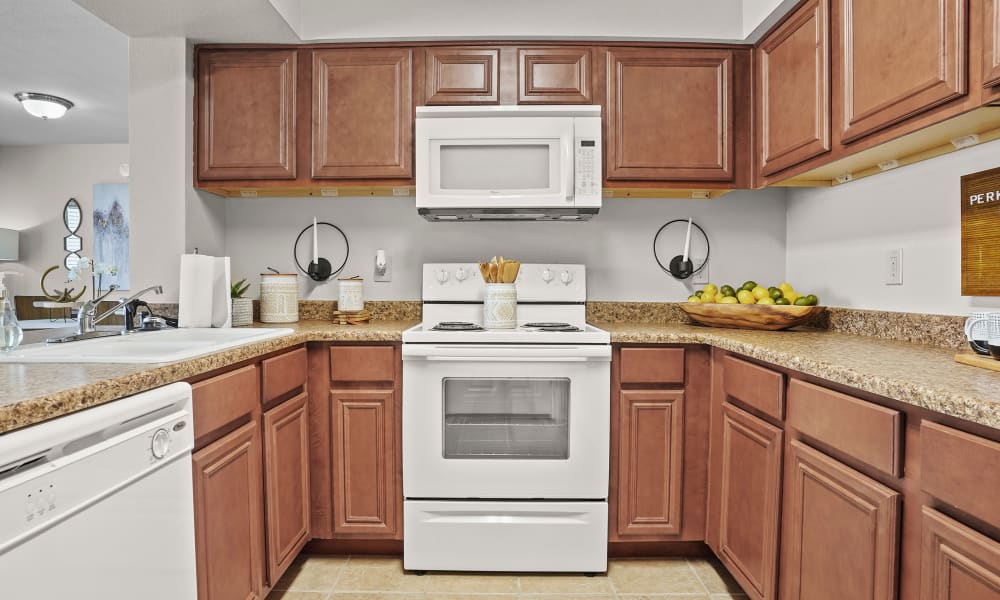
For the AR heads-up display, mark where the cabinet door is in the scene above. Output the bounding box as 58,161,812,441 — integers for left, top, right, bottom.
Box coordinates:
780,440,901,600
424,47,500,105
757,0,830,176
196,49,297,181
921,507,1000,600
715,404,783,600
330,389,400,538
518,47,592,104
837,0,966,142
986,0,1000,89
312,48,412,179
615,389,685,537
606,48,734,182
193,420,265,600
263,392,311,584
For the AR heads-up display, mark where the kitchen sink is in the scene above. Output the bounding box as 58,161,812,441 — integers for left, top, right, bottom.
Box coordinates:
0,327,295,364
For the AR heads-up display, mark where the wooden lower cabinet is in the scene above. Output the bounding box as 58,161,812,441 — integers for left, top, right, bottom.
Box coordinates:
713,403,783,600
614,389,685,537
263,392,311,582
330,388,401,538
193,420,266,600
921,507,1000,599
780,439,901,600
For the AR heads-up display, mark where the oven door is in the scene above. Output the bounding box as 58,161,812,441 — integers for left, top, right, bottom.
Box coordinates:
402,343,610,499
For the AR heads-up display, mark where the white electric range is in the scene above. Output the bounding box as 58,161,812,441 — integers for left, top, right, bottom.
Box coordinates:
401,264,611,573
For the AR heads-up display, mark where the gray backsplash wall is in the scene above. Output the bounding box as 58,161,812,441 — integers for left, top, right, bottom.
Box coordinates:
224,189,788,302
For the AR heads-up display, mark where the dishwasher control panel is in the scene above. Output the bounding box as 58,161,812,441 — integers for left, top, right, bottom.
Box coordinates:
24,481,56,521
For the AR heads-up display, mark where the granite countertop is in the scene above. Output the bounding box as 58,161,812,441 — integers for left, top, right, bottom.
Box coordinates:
0,320,418,435
1,318,998,436
599,322,1000,429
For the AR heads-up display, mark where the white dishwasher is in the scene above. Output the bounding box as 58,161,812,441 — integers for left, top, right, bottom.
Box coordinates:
0,382,197,599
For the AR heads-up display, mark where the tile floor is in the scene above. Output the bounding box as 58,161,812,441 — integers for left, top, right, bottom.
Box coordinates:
268,555,749,599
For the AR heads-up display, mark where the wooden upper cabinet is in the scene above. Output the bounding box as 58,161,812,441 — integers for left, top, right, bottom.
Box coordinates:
714,404,783,600
614,389,685,538
606,48,734,182
920,507,1000,600
312,48,413,179
986,0,1000,89
518,47,592,104
780,440,901,600
757,0,830,176
836,0,967,143
197,49,297,181
425,47,500,104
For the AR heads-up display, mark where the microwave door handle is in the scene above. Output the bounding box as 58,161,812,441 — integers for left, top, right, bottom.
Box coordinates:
563,138,574,201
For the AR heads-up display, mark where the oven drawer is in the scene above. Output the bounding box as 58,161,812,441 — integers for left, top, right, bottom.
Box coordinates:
404,500,608,572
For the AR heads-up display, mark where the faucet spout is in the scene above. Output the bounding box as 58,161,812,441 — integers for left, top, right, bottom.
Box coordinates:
77,285,164,334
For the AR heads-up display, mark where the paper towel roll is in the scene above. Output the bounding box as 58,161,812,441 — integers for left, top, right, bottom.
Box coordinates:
179,254,231,328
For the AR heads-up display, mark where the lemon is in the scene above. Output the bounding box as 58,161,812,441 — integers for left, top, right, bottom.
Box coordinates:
687,295,701,303
737,289,756,304
779,282,795,295
702,284,718,296
784,291,802,303
719,295,739,304
751,285,769,300
757,297,775,305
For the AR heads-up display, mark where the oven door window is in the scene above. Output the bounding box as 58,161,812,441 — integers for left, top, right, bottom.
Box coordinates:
442,378,570,459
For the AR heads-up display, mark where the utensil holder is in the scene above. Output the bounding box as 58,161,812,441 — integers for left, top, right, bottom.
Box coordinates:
484,283,516,329
259,273,299,323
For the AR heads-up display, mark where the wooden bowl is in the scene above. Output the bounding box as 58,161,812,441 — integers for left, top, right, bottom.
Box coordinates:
679,303,826,331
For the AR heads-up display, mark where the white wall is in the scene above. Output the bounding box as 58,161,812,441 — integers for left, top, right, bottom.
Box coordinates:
224,189,788,302
0,144,128,299
786,138,1000,315
742,0,798,39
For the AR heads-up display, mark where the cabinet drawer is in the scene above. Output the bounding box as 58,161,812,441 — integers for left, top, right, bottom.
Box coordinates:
787,379,902,477
922,421,1000,527
330,345,396,383
192,364,260,444
722,354,785,420
619,347,685,385
262,347,307,404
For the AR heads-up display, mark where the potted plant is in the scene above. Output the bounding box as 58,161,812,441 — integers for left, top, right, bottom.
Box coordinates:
231,278,253,327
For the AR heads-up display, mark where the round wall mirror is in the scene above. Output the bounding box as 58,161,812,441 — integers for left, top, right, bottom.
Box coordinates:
63,198,82,233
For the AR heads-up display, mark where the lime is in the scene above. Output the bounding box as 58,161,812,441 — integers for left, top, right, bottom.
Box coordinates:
769,288,783,300
805,294,819,306
775,297,790,305
720,285,736,297
793,297,811,306
741,280,757,291
694,290,703,297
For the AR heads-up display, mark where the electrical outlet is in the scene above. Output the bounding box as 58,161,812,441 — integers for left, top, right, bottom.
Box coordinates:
374,253,392,282
886,248,903,285
690,257,709,285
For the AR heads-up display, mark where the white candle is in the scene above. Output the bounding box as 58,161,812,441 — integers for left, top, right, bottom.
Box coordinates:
682,218,693,262
312,217,319,264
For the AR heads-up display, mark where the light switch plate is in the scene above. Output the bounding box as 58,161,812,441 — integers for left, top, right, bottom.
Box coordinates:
691,257,709,285
886,248,903,285
374,255,392,282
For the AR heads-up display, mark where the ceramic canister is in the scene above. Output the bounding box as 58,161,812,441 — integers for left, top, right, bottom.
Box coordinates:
338,278,365,312
484,283,517,329
259,273,299,323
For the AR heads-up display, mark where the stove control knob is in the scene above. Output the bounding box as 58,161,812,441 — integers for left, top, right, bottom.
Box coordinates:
455,267,467,282
560,270,574,285
541,268,554,283
151,428,171,459
436,269,450,284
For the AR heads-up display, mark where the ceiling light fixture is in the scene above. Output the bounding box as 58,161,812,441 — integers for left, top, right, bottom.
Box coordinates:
14,92,74,119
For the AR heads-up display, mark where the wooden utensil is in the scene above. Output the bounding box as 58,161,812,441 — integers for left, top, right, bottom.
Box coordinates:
479,262,490,283
489,262,498,284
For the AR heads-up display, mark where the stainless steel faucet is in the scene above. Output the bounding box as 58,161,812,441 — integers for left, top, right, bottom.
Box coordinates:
77,285,164,334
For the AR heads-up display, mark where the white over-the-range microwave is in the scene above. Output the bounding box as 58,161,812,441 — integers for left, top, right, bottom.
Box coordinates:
415,105,602,221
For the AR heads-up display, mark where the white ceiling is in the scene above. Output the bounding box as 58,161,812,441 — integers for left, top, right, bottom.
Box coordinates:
0,0,128,145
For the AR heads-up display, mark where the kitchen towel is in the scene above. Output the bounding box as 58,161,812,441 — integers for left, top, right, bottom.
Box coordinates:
178,254,232,328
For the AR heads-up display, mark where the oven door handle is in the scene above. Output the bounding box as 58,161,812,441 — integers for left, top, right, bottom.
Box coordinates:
402,344,611,361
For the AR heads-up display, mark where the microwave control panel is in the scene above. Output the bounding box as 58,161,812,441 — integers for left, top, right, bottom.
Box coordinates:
574,137,601,205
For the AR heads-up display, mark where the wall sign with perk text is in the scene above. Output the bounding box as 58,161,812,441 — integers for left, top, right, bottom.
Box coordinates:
961,166,1000,296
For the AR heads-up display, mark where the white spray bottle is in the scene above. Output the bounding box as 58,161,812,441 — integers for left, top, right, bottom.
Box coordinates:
0,271,23,351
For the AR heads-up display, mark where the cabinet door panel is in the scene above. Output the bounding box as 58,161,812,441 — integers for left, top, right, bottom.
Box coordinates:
607,48,734,181
780,439,901,600
757,0,830,176
197,50,296,181
331,389,400,538
716,404,783,600
518,47,592,104
425,47,500,104
263,393,311,584
312,48,412,179
616,389,685,537
839,0,967,142
987,0,1000,89
921,507,1000,600
193,420,265,600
